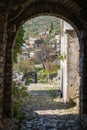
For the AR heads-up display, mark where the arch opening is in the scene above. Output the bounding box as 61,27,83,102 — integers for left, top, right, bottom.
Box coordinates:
11,15,81,129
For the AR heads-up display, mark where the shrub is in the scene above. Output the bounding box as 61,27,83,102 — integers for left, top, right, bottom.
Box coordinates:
13,85,29,120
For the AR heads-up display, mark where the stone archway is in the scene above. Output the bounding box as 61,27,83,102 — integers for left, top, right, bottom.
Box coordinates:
0,0,87,123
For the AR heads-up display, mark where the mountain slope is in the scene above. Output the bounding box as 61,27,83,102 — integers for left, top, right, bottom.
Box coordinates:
23,16,60,39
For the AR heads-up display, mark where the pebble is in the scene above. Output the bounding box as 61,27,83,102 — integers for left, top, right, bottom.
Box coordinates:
18,110,82,130
2,110,87,130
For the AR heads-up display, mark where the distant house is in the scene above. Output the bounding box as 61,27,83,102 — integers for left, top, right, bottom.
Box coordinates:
20,50,29,61
30,49,43,63
34,38,44,48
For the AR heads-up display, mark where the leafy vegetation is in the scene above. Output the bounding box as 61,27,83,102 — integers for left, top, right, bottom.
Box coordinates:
13,27,25,63
59,55,66,61
13,85,29,120
19,59,35,74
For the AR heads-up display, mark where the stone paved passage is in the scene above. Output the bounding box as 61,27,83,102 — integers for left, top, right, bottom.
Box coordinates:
3,83,87,130
18,83,82,130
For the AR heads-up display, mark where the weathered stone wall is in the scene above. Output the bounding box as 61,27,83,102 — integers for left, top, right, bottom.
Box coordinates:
3,24,17,118
80,31,87,115
67,30,80,100
0,12,7,127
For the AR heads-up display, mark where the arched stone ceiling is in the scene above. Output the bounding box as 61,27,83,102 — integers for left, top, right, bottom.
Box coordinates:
1,0,87,30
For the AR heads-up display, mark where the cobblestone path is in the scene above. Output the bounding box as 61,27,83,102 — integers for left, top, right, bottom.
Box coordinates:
19,83,81,130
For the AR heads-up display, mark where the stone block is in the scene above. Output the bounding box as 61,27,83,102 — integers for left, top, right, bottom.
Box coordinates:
0,87,3,92
0,108,2,114
83,105,87,114
8,24,16,32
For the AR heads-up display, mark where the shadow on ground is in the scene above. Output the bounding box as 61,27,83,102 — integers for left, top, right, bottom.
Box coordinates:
28,89,77,110
19,109,83,130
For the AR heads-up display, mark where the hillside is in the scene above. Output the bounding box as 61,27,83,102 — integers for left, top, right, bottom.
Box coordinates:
23,16,60,40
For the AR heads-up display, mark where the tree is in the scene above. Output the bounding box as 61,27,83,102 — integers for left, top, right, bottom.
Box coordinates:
13,27,25,63
19,59,35,74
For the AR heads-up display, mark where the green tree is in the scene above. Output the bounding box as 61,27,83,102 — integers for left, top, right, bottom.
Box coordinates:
19,59,35,74
13,27,25,63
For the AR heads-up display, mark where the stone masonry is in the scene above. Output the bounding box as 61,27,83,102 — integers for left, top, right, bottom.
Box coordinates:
0,11,7,126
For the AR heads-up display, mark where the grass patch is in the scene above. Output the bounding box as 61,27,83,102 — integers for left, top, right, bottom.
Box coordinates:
48,86,58,99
